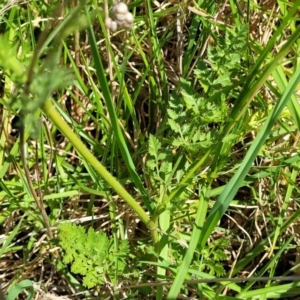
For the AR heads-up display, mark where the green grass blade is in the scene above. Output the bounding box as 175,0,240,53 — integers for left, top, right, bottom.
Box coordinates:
238,281,300,299
0,217,23,257
84,6,154,213
6,279,34,300
43,98,157,242
167,185,210,299
200,61,300,247
220,2,300,138
272,65,300,129
270,162,299,256
234,205,300,275
241,235,294,292
154,150,211,216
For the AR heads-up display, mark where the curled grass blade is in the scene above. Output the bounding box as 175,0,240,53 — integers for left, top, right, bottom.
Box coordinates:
6,279,34,300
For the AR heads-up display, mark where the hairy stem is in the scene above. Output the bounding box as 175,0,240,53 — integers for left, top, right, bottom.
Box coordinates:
42,99,158,244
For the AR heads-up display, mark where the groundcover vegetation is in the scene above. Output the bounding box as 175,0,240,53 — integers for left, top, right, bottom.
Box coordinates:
0,0,300,299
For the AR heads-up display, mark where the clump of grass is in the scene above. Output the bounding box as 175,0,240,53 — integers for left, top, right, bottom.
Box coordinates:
1,0,300,299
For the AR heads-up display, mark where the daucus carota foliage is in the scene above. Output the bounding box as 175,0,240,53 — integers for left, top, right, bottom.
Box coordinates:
58,222,130,288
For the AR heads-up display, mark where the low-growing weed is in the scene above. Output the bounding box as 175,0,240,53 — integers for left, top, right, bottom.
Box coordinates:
58,222,130,288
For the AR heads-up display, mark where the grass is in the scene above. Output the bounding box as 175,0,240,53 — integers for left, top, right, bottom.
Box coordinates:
0,0,300,299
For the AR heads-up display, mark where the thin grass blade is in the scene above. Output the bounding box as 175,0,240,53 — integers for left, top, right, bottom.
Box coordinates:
200,62,300,247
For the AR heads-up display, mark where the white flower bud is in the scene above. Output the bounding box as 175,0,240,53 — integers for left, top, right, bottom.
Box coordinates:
108,3,133,31
105,18,118,32
113,2,128,15
105,18,113,30
114,12,128,21
110,20,118,32
116,20,124,26
124,12,134,24
123,22,133,29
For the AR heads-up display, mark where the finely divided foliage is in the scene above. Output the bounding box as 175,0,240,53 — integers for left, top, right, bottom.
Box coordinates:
58,222,129,288
0,0,300,299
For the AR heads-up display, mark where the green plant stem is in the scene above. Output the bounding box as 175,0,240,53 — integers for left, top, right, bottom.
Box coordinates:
153,149,211,217
20,126,53,239
42,99,158,244
85,6,154,213
167,184,211,299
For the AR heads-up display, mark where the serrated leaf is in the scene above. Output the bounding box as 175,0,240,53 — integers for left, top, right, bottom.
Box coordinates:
168,119,181,133
148,134,161,157
228,53,241,65
58,223,122,289
83,272,103,288
167,108,179,120
172,138,184,147
160,161,172,176
169,93,182,108
71,254,89,275
146,159,156,170
157,152,166,160
212,263,226,276
213,249,228,261
213,74,231,86
181,123,191,135
117,240,130,257
181,90,198,111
